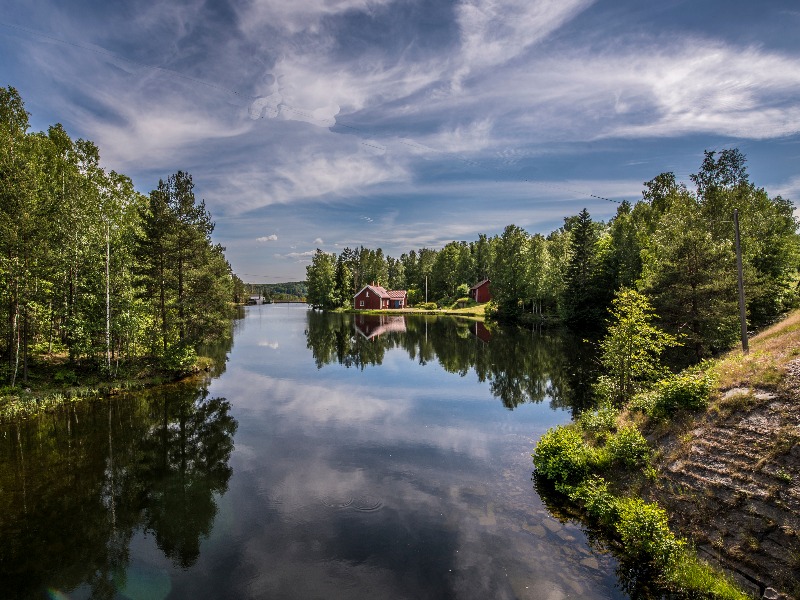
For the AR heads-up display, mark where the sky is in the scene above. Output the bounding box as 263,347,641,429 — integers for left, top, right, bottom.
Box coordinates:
2,0,800,282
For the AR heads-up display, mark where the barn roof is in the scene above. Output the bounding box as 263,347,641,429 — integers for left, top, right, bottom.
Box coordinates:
470,279,490,290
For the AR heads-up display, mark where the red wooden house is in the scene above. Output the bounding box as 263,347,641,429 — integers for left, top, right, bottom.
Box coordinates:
469,279,491,303
354,284,408,309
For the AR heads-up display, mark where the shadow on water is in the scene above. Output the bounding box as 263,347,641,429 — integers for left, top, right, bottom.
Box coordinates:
0,382,238,599
533,474,671,600
305,312,601,416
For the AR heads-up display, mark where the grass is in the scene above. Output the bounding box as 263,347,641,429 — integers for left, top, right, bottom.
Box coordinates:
0,354,216,423
710,310,800,392
343,302,488,318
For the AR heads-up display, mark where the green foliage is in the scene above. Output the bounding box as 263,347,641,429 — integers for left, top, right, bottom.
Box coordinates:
649,372,713,418
456,283,470,297
306,250,338,309
533,425,596,492
418,302,439,310
407,288,423,306
161,345,198,376
577,404,618,434
53,368,79,386
0,88,238,388
569,476,618,525
600,288,679,403
563,208,608,326
606,425,651,468
615,498,684,569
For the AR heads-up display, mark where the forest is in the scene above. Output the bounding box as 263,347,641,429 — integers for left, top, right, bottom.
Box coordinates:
306,149,799,365
0,86,246,387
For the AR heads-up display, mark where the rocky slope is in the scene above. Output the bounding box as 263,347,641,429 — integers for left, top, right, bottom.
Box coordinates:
647,322,800,599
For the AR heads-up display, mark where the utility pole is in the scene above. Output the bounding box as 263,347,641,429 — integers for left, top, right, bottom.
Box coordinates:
425,275,428,304
733,209,748,354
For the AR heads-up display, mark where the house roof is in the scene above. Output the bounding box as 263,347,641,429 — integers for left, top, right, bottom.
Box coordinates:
354,285,406,299
470,279,490,290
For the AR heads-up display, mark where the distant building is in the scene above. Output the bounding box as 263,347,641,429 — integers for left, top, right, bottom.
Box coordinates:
246,295,262,305
469,279,491,303
354,284,408,309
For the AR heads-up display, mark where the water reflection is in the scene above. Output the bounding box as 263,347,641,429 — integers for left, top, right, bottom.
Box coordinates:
305,312,599,414
0,384,237,599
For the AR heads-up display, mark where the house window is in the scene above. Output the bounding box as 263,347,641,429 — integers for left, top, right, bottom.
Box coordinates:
360,300,364,307
366,291,369,297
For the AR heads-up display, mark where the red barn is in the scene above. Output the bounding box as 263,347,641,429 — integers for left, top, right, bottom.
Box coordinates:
469,279,491,303
354,284,407,309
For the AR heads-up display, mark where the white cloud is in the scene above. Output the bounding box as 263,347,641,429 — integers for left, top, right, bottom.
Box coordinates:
256,234,278,242
453,0,594,87
313,237,324,245
766,175,800,202
237,0,395,36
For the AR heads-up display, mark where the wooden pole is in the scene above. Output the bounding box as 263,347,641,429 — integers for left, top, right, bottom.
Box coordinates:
733,209,749,354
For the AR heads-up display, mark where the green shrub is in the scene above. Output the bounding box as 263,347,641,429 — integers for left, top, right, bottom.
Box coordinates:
456,283,471,297
54,368,79,386
630,391,657,415
578,404,618,434
162,345,198,375
418,302,438,310
651,373,713,418
615,498,683,569
665,548,749,599
606,425,651,468
533,425,597,492
570,476,618,525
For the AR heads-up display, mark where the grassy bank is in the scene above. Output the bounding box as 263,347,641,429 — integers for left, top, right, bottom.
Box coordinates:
528,315,800,598
0,354,217,423
340,302,488,319
533,402,748,599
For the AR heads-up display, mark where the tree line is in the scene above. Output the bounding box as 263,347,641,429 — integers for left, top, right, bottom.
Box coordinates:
307,148,799,363
0,86,245,386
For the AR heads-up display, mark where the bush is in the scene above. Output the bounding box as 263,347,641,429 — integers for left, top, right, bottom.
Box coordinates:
456,283,470,297
578,404,618,434
418,302,438,310
615,498,683,569
54,368,79,386
606,425,651,468
570,476,618,525
162,344,198,375
533,425,597,492
650,373,713,418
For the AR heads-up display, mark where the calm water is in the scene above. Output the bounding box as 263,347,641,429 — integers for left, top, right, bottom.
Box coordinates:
0,305,628,600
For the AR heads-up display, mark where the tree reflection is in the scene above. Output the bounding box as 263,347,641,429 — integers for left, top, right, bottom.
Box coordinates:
305,312,600,411
0,382,237,599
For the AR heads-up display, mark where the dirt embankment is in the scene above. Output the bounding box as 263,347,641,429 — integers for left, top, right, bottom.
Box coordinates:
646,315,800,599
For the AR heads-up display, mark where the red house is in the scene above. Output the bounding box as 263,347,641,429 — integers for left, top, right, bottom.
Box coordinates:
469,279,491,303
354,284,408,309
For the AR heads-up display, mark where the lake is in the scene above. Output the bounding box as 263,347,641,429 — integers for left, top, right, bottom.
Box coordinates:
0,305,628,599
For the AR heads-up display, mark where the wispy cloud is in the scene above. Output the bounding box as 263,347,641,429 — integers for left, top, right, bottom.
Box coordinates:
257,234,278,242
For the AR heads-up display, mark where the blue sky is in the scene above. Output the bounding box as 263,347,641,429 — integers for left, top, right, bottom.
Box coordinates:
2,0,800,282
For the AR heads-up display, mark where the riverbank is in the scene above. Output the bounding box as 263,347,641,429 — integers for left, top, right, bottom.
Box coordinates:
0,354,218,423
644,311,800,598
533,310,800,599
339,302,488,319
